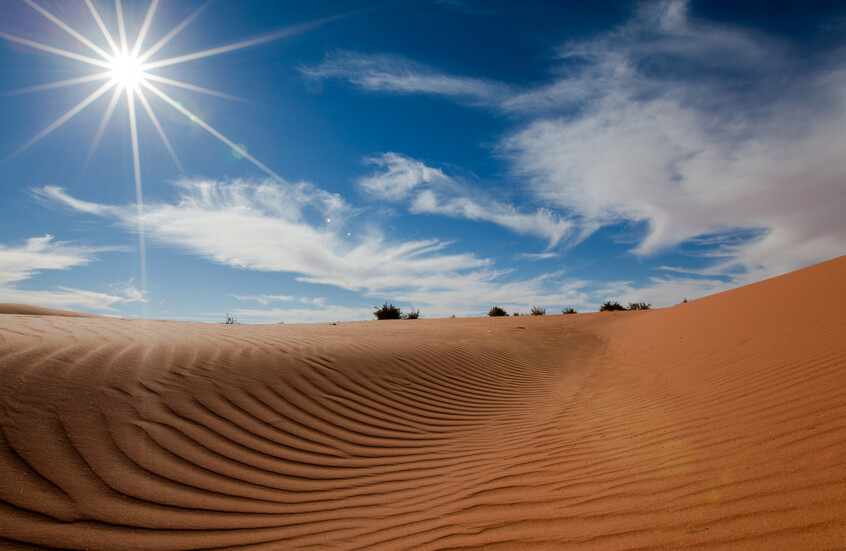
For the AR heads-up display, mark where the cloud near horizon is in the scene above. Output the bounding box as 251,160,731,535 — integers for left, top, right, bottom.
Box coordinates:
39,179,590,317
0,235,143,310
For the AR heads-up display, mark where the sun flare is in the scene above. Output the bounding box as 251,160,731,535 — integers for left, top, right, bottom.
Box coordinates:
2,0,328,307
108,52,145,89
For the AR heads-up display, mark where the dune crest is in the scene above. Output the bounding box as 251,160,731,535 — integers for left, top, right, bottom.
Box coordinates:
0,304,98,317
1,256,844,549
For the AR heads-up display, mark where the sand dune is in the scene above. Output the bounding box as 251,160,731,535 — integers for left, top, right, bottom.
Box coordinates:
0,256,844,550
0,304,98,317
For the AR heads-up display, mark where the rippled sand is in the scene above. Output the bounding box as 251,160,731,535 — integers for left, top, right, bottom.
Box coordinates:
1,256,844,550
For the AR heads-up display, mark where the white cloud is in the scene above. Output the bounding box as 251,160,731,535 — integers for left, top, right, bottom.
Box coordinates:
42,177,594,319
389,274,592,318
594,274,737,309
42,178,489,293
0,235,141,311
519,252,559,261
223,304,368,324
301,50,512,106
41,178,490,290
502,0,846,282
231,294,298,305
0,235,94,286
359,153,574,248
0,286,134,312
358,152,453,200
231,294,328,307
305,1,846,301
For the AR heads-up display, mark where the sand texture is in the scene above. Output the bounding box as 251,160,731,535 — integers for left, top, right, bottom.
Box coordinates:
1,256,844,550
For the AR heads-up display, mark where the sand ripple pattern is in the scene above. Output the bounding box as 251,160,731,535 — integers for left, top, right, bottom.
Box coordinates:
1,257,845,549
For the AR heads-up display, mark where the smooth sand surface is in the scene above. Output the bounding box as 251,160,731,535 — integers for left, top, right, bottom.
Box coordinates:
1,256,844,550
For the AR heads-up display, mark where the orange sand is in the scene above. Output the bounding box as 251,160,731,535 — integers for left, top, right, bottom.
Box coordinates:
0,256,844,550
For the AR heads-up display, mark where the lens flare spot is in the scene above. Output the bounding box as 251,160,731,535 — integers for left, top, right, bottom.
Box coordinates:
231,143,248,160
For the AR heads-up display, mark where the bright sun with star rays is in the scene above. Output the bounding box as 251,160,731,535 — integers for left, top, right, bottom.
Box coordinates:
0,0,298,296
108,51,144,87
1,0,286,176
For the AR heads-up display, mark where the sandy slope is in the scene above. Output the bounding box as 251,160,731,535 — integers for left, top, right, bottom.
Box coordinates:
0,256,844,550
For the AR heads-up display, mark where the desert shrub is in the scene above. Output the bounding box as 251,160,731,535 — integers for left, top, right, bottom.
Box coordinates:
222,313,239,324
562,307,578,314
488,306,508,317
599,301,626,312
530,306,546,316
374,302,403,320
628,302,652,310
513,312,520,316
404,309,420,319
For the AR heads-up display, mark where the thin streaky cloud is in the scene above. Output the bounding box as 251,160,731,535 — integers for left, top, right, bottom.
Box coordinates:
519,252,559,261
39,178,492,297
359,153,573,248
231,294,297,305
0,235,141,312
229,305,368,324
302,51,512,106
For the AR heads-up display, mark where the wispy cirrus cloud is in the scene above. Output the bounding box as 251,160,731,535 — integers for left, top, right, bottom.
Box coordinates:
230,294,297,305
359,152,573,248
223,305,368,324
301,50,513,107
40,179,487,294
40,178,591,317
0,235,143,310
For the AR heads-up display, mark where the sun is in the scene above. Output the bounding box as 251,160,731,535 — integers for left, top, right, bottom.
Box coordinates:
1,1,335,302
108,52,145,89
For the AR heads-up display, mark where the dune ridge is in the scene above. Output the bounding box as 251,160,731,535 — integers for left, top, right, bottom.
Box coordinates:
0,256,844,549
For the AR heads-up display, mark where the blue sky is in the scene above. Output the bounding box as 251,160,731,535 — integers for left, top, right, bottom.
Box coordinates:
1,0,844,323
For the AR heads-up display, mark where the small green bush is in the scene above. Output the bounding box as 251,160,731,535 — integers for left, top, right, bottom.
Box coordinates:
374,302,403,320
599,301,626,312
628,302,651,310
488,306,508,317
562,307,578,314
530,306,546,316
222,313,239,324
404,309,420,319
513,312,520,316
